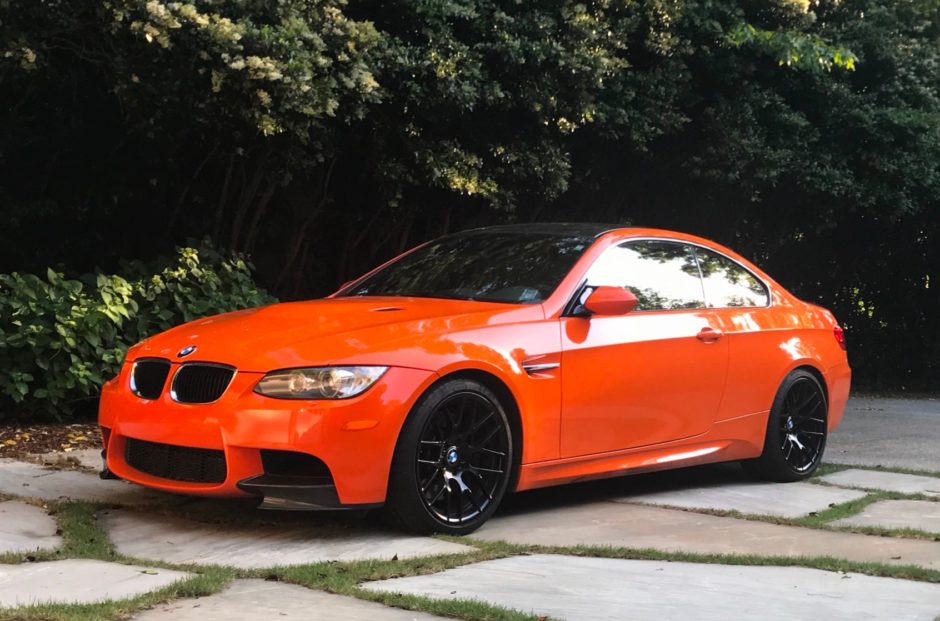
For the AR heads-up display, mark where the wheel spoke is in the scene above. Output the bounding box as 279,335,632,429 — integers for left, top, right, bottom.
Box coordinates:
420,467,442,491
471,465,505,475
795,391,820,413
467,412,496,437
427,481,447,506
477,424,501,447
466,486,485,515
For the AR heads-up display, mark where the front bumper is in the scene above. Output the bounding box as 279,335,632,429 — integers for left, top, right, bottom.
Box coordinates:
99,363,437,507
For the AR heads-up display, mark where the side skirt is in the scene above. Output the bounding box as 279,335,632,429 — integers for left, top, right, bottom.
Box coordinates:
515,410,769,491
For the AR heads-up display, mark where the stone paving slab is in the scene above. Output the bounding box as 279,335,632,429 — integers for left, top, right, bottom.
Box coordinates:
132,578,447,620
834,500,940,534
0,458,171,505
820,469,940,496
0,501,61,554
363,554,940,621
612,480,866,517
34,448,102,472
476,501,940,568
0,559,190,607
101,509,473,569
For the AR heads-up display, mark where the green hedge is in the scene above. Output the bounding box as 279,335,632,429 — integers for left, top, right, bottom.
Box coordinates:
0,244,276,420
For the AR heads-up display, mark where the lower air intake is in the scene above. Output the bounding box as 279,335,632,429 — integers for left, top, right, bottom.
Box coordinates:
124,438,226,484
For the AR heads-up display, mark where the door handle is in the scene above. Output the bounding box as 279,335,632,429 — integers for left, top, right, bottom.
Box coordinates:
696,327,723,343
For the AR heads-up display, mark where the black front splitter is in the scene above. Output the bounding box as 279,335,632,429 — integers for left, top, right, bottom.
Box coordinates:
236,474,382,511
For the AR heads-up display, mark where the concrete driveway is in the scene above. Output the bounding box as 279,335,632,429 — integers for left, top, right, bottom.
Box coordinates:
827,395,940,471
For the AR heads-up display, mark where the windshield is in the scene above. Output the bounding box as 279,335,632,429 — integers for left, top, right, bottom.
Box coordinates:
339,229,594,304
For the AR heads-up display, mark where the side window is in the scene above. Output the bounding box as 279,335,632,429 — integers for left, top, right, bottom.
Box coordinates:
585,241,705,311
695,248,769,308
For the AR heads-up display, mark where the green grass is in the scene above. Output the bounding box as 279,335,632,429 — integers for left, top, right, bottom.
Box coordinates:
795,490,937,525
813,462,852,477
820,462,940,479
647,462,940,540
794,490,940,540
638,488,939,542
3,459,940,620
452,538,940,584
55,503,117,560
0,502,237,621
261,536,940,621
0,568,233,621
6,496,940,621
272,549,538,621
0,502,125,566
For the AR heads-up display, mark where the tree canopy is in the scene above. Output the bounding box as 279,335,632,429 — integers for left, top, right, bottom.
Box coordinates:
1,0,937,389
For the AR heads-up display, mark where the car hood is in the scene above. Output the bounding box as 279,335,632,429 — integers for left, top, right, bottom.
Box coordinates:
129,296,540,372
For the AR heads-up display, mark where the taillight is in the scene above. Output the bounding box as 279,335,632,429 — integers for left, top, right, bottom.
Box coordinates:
833,325,846,351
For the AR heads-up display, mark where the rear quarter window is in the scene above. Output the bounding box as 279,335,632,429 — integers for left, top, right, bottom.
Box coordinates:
695,248,769,308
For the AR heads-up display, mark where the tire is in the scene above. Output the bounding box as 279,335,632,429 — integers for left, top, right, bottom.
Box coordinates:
384,378,515,535
742,369,828,482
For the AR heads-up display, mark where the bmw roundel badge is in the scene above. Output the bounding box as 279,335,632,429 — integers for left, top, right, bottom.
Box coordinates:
177,345,197,358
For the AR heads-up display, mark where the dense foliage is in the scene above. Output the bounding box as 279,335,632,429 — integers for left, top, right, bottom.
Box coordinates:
1,0,937,394
0,245,273,419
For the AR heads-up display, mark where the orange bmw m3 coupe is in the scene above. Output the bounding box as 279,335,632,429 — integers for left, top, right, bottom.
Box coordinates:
99,224,851,534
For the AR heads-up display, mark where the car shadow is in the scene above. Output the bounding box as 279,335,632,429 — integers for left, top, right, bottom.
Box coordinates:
497,461,753,517
135,459,816,532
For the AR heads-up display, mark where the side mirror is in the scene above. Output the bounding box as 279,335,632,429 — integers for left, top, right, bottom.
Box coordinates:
583,286,638,316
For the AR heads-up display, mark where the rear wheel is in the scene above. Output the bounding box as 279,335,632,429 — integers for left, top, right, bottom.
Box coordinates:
742,369,828,482
384,379,514,535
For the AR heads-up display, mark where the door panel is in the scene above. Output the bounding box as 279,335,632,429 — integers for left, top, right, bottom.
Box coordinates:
558,240,729,457
560,311,728,457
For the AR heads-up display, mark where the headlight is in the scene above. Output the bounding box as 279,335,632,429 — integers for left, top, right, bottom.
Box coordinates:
254,366,388,400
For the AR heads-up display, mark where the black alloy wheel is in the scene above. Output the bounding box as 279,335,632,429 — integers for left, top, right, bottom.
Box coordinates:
385,379,514,535
742,369,828,482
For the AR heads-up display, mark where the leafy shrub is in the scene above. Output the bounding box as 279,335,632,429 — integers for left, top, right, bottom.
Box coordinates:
0,243,275,420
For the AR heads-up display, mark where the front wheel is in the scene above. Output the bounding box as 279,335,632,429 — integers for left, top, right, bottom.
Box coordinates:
384,379,514,535
742,369,828,482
